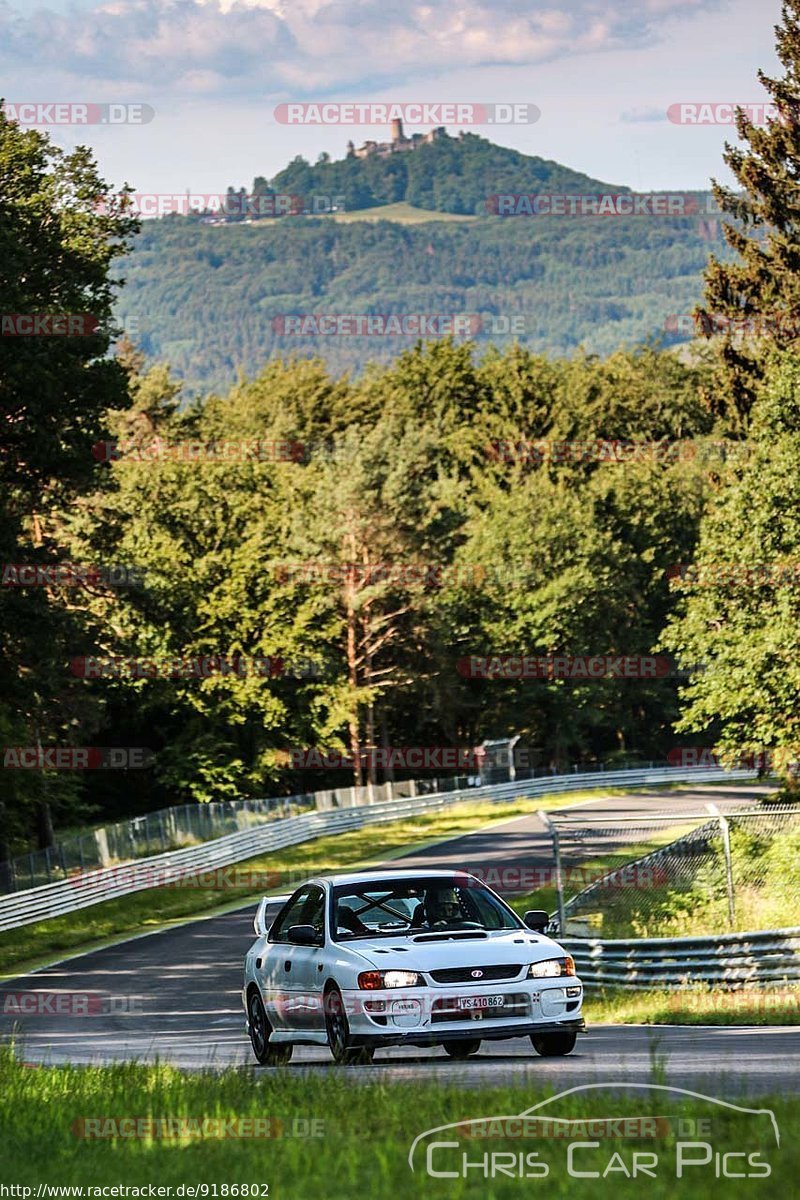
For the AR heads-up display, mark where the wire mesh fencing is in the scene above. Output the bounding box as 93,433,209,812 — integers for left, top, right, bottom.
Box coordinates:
550,802,800,938
0,774,475,895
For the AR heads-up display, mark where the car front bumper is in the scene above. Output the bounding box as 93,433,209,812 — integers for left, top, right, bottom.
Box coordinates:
339,978,584,1046
346,1016,585,1048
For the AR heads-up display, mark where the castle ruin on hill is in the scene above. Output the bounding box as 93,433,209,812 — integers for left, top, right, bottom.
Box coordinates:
347,119,447,160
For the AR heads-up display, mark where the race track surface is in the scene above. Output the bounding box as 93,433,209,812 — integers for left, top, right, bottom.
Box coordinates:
3,783,795,1093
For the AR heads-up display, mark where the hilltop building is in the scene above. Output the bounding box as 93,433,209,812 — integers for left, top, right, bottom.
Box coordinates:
347,120,446,160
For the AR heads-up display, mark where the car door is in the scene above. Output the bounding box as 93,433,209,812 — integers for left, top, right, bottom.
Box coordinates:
262,887,313,1031
286,885,327,1033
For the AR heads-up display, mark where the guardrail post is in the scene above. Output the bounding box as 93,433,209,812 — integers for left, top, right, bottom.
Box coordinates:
706,802,736,929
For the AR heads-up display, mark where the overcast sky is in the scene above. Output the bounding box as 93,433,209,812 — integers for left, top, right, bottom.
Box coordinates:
0,0,784,195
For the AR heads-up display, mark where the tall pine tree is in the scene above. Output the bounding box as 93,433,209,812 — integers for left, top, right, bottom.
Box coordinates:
698,0,800,431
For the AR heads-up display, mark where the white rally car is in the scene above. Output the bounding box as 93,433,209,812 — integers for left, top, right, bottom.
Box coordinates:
242,869,584,1065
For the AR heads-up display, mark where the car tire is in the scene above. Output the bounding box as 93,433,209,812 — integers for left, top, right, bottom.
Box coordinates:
324,985,375,1065
443,1040,481,1059
248,988,294,1066
530,1031,577,1056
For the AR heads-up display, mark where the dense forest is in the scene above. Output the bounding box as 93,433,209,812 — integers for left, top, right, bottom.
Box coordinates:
4,7,800,862
119,203,727,394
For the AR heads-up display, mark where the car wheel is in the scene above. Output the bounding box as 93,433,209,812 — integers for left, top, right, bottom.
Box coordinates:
248,988,293,1066
530,1031,577,1056
324,985,375,1065
443,1040,481,1059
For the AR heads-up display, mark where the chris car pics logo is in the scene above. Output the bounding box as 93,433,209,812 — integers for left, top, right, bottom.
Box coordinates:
408,1084,778,1180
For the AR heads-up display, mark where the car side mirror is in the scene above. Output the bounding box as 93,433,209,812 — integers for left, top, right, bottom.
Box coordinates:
523,909,549,933
253,897,269,937
288,924,322,946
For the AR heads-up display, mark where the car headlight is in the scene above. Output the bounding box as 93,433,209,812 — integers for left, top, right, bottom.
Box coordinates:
358,970,424,989
527,956,575,978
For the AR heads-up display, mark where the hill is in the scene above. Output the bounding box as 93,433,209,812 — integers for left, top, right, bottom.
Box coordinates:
268,130,626,216
115,133,728,394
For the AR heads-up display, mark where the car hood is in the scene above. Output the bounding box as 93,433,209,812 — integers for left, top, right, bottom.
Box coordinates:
349,929,567,973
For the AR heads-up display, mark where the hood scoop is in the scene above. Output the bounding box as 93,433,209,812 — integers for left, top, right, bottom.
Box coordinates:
412,930,489,943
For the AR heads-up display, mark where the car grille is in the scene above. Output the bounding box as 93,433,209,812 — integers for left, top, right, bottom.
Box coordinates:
431,994,529,1023
428,964,522,984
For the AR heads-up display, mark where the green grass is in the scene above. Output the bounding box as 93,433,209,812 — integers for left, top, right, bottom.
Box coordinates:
569,823,800,939
584,987,800,1026
0,1047,795,1196
0,792,595,979
505,828,695,932
323,200,477,224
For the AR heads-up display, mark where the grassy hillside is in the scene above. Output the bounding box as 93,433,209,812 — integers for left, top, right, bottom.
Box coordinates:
323,201,477,223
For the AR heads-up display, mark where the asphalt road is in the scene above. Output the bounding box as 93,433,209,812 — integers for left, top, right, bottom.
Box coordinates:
392,782,766,881
3,782,796,1093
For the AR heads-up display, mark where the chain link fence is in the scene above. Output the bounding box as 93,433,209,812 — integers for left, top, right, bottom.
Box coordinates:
551,803,800,938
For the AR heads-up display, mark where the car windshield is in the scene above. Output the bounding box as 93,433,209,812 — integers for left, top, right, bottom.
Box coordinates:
331,878,521,940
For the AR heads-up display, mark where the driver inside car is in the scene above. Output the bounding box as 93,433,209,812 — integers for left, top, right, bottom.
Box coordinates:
424,887,464,928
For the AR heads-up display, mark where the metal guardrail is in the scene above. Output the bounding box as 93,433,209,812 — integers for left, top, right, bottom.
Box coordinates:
563,928,800,990
0,756,684,894
0,764,754,933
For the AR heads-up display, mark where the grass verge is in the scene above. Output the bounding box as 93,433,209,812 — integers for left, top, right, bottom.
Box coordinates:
584,987,800,1026
0,1047,795,1195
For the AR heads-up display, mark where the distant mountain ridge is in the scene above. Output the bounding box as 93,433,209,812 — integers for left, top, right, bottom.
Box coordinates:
117,132,727,394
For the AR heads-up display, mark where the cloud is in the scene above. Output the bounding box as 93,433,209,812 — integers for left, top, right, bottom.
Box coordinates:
0,0,726,98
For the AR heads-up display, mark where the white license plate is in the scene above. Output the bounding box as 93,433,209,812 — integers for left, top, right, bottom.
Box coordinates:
457,994,505,1010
